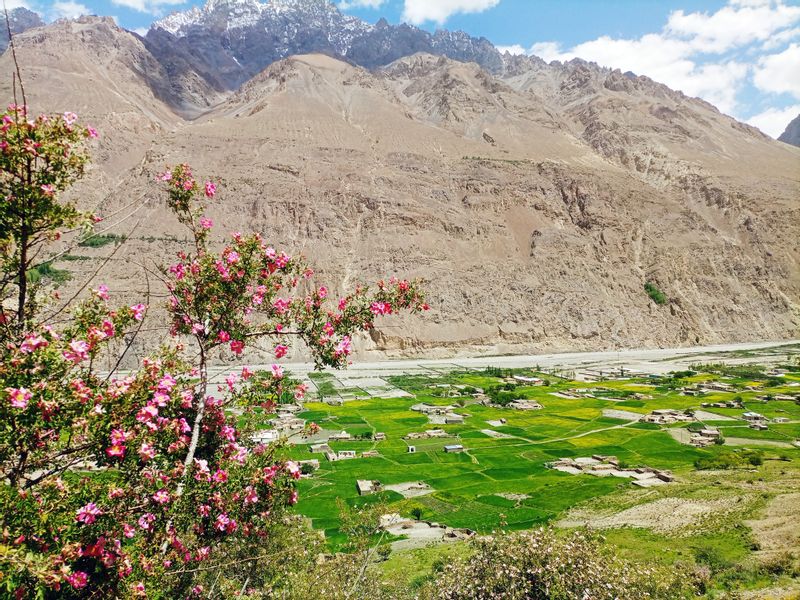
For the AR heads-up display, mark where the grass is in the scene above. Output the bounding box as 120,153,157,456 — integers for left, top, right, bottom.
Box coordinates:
78,233,126,247
27,261,71,284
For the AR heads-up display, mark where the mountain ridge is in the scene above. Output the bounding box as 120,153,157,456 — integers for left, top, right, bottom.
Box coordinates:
0,16,798,362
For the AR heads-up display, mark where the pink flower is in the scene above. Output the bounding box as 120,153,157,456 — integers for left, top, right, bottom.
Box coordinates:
224,373,239,391
138,513,156,531
274,344,288,359
130,304,146,321
370,301,391,316
133,581,146,595
40,184,55,196
110,428,130,445
338,297,348,311
123,523,136,538
272,298,290,314
136,405,158,422
102,319,115,338
62,111,78,125
19,334,48,353
138,442,156,461
66,571,88,589
6,387,32,409
63,340,90,363
294,383,309,400
158,171,172,182
192,322,205,335
157,374,176,391
76,502,102,525
204,181,216,198
86,126,99,138
106,444,126,459
243,486,258,505
95,284,109,300
198,504,210,517
220,425,237,442
271,364,284,379
200,216,213,229
152,489,170,504
241,366,254,380
215,513,231,531
318,286,328,299
230,340,244,355
212,469,228,484
225,250,240,265
286,461,301,480
289,490,299,505
217,330,230,343
335,336,352,357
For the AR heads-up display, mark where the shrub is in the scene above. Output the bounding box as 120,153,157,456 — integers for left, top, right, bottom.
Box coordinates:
78,232,125,247
420,528,695,599
644,281,668,305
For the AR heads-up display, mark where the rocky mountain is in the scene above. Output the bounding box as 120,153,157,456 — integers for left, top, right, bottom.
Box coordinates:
1,17,798,362
778,113,800,147
0,7,44,52
144,0,503,111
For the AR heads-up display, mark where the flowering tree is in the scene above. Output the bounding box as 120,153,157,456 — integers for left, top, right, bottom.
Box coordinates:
0,110,427,597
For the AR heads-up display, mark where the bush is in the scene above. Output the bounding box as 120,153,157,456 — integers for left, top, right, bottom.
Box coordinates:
420,528,695,599
644,281,668,305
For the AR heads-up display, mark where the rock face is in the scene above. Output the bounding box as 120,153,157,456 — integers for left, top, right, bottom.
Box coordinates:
0,7,44,52
144,0,503,110
778,114,800,147
1,18,799,362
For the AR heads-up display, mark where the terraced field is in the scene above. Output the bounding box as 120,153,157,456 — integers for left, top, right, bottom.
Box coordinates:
281,365,800,549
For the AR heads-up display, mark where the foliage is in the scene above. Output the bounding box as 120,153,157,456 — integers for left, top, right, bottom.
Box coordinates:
78,232,125,248
644,281,668,305
694,449,764,470
419,528,696,599
0,113,427,598
0,105,96,331
26,260,71,284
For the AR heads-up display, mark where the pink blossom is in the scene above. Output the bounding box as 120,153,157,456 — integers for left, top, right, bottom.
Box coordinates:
157,374,177,391
217,330,231,343
19,334,48,353
158,171,172,182
138,442,156,461
294,383,309,400
152,489,170,504
243,486,258,505
212,469,228,484
138,513,156,531
335,336,352,357
230,340,244,355
95,284,109,300
199,216,214,229
274,344,288,359
225,250,240,265
63,340,90,363
271,364,284,379
204,181,217,197
40,184,55,196
66,571,88,589
338,297,348,311
123,523,136,538
215,513,231,531
273,298,290,314
192,322,205,335
198,504,210,517
110,428,130,445
106,444,126,459
136,405,158,422
86,126,99,138
6,387,32,409
130,304,146,321
289,490,299,505
153,391,170,407
102,319,115,338
241,366,254,380
133,581,146,595
220,425,236,442
76,502,102,525
224,373,239,391
370,301,391,316
318,286,328,299
286,461,301,480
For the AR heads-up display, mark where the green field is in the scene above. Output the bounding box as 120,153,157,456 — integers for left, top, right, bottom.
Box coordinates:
278,366,800,540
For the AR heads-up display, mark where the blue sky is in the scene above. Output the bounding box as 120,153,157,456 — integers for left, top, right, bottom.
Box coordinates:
12,0,800,136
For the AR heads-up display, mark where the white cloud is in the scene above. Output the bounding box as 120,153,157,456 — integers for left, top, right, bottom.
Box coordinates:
51,0,90,19
496,44,526,55
753,42,800,98
513,1,800,117
132,26,148,35
2,0,30,9
666,1,800,53
338,0,384,9
110,0,185,15
402,0,499,25
746,103,800,137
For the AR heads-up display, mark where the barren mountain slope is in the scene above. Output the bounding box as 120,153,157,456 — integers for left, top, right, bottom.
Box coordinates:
1,19,798,360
